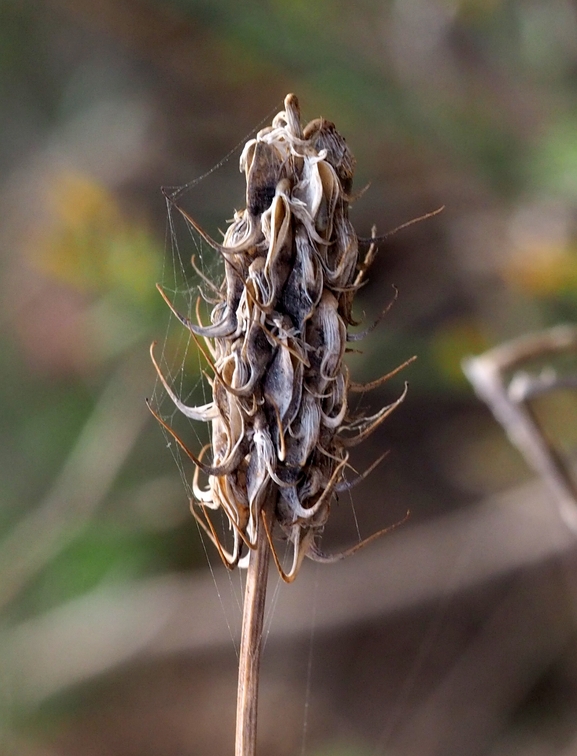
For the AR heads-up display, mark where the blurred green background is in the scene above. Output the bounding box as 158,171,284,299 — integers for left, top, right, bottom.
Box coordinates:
3,1,577,755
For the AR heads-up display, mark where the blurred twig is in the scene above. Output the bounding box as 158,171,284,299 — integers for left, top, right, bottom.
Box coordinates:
0,357,149,612
463,324,577,532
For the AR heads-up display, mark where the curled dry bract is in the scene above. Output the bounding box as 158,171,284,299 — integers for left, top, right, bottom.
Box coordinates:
151,94,408,582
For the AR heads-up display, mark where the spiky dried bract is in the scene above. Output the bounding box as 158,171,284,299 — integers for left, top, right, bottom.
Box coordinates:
152,94,407,582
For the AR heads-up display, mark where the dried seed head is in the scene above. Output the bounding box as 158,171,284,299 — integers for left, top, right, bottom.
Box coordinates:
151,94,408,582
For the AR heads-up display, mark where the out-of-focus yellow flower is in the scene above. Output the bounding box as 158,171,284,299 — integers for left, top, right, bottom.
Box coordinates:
502,241,577,297
448,0,502,20
30,170,160,304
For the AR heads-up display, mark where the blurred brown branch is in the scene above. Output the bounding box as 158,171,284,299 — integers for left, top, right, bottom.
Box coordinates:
463,324,577,531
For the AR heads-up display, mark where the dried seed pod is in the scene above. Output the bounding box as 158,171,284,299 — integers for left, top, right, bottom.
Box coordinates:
151,94,408,582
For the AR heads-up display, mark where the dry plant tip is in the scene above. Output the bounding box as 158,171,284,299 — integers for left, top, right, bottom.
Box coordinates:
152,93,412,581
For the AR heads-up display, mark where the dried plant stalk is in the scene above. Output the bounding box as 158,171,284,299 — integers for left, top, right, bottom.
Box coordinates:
235,509,270,756
150,94,409,756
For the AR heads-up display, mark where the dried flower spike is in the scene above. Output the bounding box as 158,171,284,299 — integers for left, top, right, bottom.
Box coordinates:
151,94,409,583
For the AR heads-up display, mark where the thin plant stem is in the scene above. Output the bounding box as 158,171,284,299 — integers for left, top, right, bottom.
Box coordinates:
235,508,272,756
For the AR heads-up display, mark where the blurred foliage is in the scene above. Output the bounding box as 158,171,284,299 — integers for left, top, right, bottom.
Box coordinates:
2,0,577,754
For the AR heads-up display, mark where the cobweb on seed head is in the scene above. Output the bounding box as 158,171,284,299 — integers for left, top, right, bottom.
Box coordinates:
151,200,215,499
150,103,284,523
150,176,244,650
149,106,290,644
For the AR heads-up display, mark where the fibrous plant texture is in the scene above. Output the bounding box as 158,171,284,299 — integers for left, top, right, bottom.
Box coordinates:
150,94,407,582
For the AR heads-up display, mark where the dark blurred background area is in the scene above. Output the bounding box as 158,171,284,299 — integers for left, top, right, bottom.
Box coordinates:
3,1,577,754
